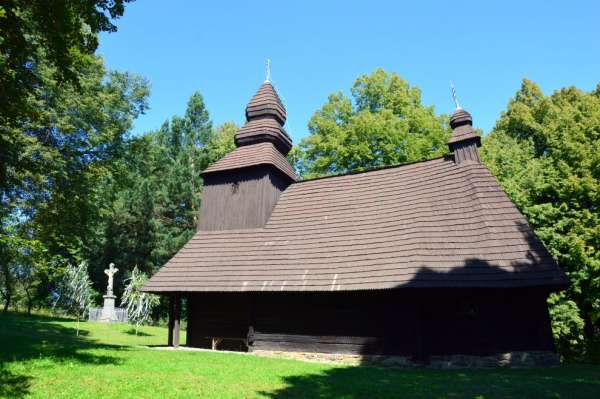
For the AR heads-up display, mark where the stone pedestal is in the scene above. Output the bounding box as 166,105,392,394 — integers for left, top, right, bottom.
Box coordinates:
99,294,119,322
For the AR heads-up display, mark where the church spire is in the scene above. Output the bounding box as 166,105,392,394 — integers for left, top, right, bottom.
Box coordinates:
234,69,292,154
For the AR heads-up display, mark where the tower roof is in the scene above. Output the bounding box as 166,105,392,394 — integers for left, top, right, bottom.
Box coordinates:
448,108,481,146
235,81,292,154
245,81,287,124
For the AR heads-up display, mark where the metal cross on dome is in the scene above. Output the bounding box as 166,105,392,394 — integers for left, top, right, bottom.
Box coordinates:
450,81,462,110
265,58,271,83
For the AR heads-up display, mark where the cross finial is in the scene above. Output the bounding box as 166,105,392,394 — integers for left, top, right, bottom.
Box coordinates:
265,58,271,83
450,81,462,110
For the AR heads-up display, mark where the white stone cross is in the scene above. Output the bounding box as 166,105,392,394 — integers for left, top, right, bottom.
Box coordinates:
104,262,118,295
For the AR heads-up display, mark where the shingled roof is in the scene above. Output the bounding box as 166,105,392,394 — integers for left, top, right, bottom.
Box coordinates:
144,78,567,294
144,156,567,293
203,142,297,180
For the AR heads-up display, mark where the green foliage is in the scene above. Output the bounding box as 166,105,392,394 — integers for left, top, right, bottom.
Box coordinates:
30,57,150,258
0,217,55,313
548,293,586,359
0,51,150,307
481,79,600,361
54,262,95,335
0,0,133,125
121,266,160,334
295,69,451,178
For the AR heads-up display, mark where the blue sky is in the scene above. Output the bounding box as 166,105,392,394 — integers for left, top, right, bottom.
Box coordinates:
99,0,600,143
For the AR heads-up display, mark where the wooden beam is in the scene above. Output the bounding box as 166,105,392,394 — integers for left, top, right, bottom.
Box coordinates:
173,294,181,348
168,295,175,347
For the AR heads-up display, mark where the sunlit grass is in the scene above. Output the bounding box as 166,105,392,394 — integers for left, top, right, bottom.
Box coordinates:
1,312,599,398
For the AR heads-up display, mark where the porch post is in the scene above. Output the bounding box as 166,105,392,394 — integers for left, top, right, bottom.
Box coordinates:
173,293,181,348
168,294,174,346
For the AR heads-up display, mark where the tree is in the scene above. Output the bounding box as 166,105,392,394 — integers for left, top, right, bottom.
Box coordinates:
481,79,600,361
121,266,159,335
0,219,49,313
0,2,136,238
295,69,451,178
205,122,237,164
0,0,134,125
0,53,150,301
55,262,95,335
86,90,236,298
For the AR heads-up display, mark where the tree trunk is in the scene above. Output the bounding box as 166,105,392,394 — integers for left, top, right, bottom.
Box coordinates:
26,290,33,315
76,316,80,336
1,263,13,312
2,293,10,312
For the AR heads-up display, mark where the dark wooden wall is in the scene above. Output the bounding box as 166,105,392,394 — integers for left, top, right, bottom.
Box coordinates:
198,166,292,231
186,288,556,357
452,140,481,163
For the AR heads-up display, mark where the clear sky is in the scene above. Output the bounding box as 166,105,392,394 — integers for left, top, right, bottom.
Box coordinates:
98,0,600,143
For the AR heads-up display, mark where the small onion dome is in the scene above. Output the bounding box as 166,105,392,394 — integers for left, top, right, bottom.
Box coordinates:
450,109,472,129
448,108,481,146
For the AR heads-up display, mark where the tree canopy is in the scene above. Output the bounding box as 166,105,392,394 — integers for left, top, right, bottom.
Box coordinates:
294,69,451,178
0,0,134,122
481,79,600,360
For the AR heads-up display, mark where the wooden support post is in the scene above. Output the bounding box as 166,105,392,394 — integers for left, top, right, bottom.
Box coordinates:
168,294,174,347
173,294,181,348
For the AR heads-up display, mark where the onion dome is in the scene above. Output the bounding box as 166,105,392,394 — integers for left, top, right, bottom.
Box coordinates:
448,109,480,145
235,82,293,155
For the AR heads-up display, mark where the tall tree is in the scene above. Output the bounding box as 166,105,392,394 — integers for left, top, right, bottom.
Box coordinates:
0,1,135,219
31,58,149,259
88,92,236,296
481,79,600,361
295,69,451,178
0,52,149,307
0,0,133,120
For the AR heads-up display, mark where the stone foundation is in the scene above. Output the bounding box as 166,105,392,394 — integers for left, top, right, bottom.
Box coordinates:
252,350,560,368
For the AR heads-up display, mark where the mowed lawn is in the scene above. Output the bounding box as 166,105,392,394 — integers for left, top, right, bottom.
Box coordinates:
0,312,599,399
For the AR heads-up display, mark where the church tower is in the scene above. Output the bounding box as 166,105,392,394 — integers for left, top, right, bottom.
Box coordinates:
198,80,297,230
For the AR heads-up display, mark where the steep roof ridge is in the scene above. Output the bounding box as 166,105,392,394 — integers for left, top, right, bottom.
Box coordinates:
294,155,451,184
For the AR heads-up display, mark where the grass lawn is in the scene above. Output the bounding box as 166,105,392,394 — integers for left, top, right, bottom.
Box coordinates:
1,312,599,398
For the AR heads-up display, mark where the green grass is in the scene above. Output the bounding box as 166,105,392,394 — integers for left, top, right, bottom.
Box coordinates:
0,312,599,398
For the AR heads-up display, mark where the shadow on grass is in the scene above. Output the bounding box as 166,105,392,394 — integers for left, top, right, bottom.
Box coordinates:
124,328,153,337
0,366,31,398
259,365,600,399
0,312,128,398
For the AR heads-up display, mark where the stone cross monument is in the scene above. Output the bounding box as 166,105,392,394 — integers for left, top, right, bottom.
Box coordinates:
100,262,119,322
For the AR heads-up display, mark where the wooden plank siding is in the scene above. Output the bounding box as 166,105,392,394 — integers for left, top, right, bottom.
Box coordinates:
198,166,292,231
185,288,556,356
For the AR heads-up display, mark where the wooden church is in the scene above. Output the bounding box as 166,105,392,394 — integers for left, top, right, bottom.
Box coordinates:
143,77,568,364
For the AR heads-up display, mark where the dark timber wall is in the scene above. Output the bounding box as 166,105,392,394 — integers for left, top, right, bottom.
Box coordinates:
198,166,292,231
452,140,481,163
186,288,555,356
